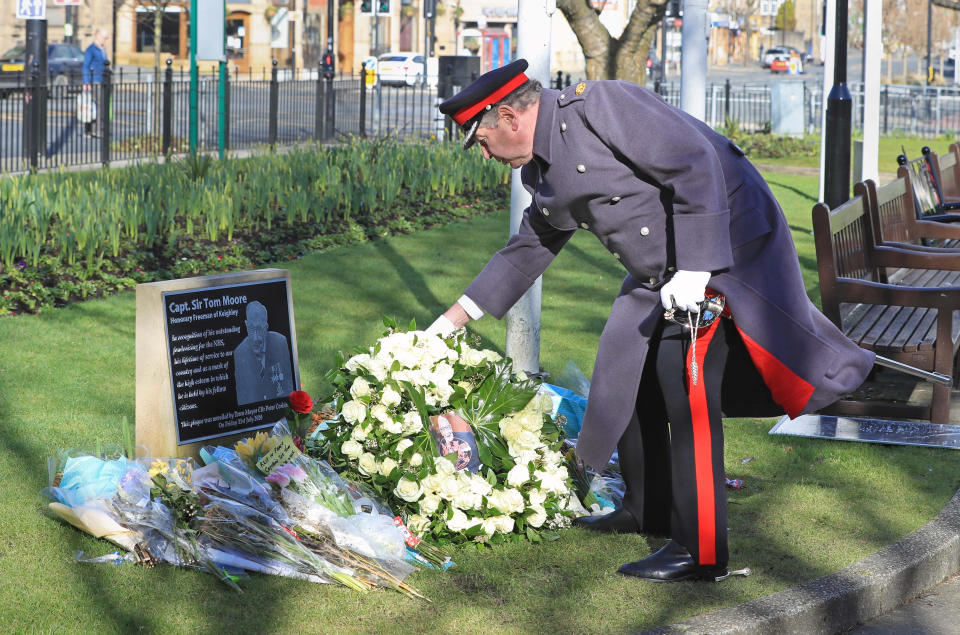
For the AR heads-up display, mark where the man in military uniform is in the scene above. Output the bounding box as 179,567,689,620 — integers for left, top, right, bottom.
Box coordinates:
426,59,874,582
233,300,294,405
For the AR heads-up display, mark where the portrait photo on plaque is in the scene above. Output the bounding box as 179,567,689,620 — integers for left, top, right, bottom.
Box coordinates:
162,278,299,444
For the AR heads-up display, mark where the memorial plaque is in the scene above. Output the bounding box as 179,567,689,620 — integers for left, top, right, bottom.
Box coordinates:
137,269,300,458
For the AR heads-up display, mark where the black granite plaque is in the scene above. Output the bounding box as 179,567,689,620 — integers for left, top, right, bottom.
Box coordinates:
162,278,298,444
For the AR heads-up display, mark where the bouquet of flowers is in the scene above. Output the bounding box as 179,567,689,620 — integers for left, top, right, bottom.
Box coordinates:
314,318,574,546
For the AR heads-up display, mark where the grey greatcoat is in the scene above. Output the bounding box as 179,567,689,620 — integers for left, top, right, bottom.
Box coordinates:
463,81,874,470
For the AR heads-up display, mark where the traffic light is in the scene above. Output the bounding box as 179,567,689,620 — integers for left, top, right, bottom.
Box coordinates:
322,52,335,80
666,0,681,17
423,0,435,19
360,0,373,14
377,0,391,13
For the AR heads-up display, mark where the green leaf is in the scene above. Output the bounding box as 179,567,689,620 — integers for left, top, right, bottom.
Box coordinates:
525,526,542,543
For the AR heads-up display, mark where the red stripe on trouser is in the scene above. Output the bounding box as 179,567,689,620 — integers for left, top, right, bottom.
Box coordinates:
685,319,722,565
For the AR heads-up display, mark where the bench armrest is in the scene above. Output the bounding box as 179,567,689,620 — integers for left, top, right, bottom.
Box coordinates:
919,214,960,224
873,244,960,270
879,241,960,254
835,277,960,310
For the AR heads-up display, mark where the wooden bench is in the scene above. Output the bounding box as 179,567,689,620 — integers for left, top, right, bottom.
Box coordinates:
865,154,960,251
812,180,960,425
897,148,960,222
922,145,960,208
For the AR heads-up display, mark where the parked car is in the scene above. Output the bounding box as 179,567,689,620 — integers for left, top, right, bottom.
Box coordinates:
377,52,425,86
0,42,85,98
762,45,811,68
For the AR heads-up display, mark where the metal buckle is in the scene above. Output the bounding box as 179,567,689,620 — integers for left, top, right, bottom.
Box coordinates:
663,294,726,329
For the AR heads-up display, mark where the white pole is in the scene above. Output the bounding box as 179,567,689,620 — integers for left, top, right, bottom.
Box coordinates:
860,0,881,184
818,0,837,201
506,0,553,375
680,0,709,120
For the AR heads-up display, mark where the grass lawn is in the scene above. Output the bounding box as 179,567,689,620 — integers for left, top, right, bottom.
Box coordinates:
755,134,958,175
0,170,958,633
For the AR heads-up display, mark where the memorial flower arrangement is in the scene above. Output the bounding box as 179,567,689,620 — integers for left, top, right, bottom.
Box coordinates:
41,430,431,598
314,318,575,546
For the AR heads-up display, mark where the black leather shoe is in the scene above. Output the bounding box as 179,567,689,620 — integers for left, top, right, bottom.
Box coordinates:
572,507,642,534
618,540,727,582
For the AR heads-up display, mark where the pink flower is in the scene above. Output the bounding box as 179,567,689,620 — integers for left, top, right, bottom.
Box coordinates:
276,463,308,482
265,471,291,488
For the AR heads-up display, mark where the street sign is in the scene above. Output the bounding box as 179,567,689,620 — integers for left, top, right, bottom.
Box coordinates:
17,0,46,20
52,0,83,6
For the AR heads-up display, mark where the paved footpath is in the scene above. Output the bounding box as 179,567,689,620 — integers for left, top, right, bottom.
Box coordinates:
848,573,960,634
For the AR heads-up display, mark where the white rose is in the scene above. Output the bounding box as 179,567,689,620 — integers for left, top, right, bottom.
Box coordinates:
500,417,522,441
357,452,378,476
434,457,455,475
349,377,371,399
341,439,363,458
480,517,498,537
370,403,391,423
379,457,399,477
402,411,423,434
407,513,430,535
483,349,502,363
432,362,455,384
437,474,460,502
461,347,487,367
419,493,441,515
453,489,482,511
345,353,371,373
341,400,367,424
517,411,543,433
507,463,530,487
395,438,413,454
350,424,371,441
502,488,526,514
382,418,404,435
409,452,423,467
381,385,402,407
421,474,444,494
468,474,493,497
515,370,528,382
527,505,547,528
365,359,388,382
493,515,515,534
445,508,471,532
527,488,547,507
394,477,424,502
535,468,568,494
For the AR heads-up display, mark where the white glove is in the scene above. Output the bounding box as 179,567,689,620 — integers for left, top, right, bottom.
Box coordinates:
660,270,711,312
425,315,456,338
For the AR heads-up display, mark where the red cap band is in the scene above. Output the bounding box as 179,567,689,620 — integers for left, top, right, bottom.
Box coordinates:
452,72,530,125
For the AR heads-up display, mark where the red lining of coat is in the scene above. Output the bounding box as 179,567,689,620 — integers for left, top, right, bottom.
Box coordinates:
735,327,815,418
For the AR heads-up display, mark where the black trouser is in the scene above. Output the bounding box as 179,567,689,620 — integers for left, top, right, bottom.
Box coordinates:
619,318,732,566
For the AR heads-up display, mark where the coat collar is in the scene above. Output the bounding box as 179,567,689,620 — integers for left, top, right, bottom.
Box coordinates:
531,88,560,167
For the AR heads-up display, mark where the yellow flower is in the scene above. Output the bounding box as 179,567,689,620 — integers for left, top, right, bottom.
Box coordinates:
235,431,280,469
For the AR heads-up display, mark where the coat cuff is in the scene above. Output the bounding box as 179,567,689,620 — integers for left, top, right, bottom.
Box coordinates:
457,295,485,320
672,209,734,272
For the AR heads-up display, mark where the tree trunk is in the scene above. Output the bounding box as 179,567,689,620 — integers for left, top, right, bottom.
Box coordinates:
555,0,666,85
339,4,354,74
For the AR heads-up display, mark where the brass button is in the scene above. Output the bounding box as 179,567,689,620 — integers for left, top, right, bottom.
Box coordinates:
613,252,621,260
640,227,650,236
542,208,550,216
580,222,589,229
648,277,657,284
611,196,621,203
560,122,567,132
577,164,586,173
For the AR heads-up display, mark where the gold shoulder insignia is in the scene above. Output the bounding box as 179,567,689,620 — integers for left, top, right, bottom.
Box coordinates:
575,82,586,95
